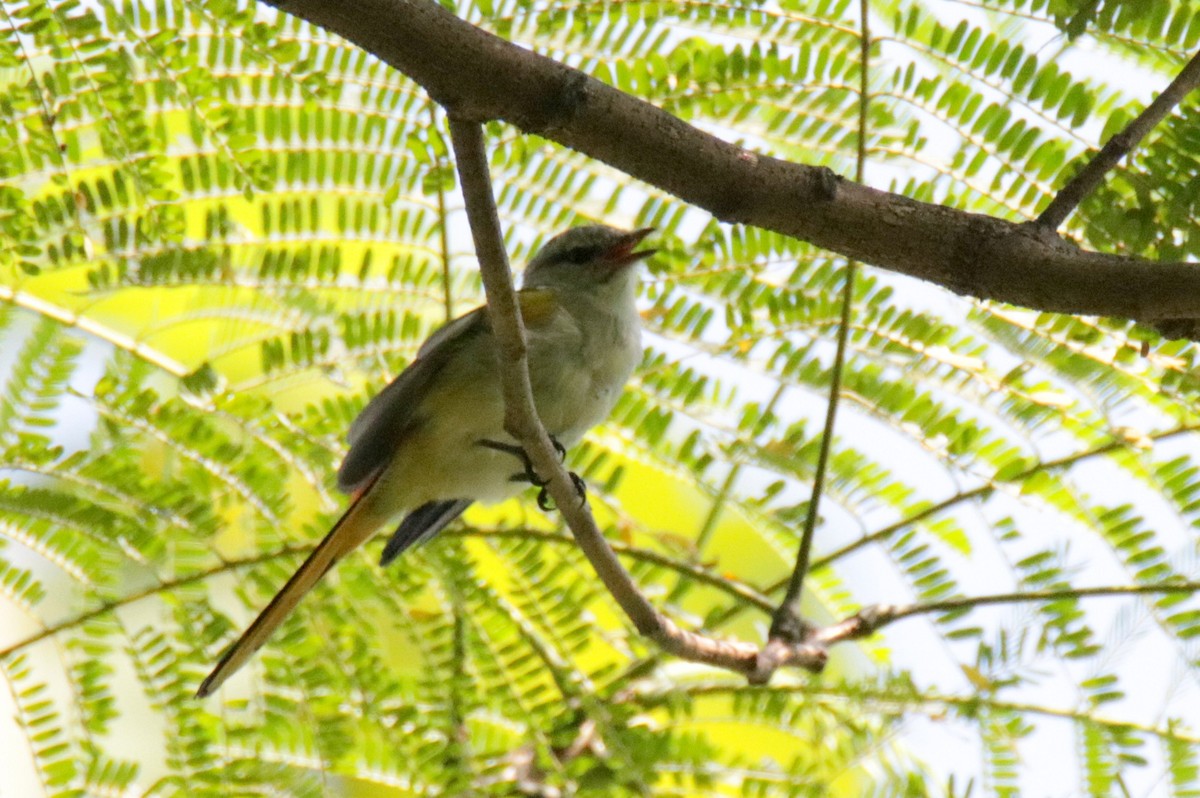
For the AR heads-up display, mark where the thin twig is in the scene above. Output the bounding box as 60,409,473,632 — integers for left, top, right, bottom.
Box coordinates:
808,423,1199,572
881,581,1200,623
1037,47,1200,229
633,681,1200,747
446,116,828,680
432,103,455,322
446,527,777,613
764,0,869,648
768,263,855,643
0,544,312,660
621,326,1200,651
613,575,1200,694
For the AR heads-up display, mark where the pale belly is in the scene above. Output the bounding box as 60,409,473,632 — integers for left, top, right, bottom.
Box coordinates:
368,358,630,513
358,289,640,523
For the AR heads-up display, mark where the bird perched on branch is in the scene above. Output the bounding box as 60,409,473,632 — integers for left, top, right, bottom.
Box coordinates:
197,225,655,697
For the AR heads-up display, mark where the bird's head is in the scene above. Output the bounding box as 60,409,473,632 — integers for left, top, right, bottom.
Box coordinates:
522,225,655,291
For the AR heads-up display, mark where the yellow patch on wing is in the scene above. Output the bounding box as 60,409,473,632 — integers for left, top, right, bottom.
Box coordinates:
517,289,558,328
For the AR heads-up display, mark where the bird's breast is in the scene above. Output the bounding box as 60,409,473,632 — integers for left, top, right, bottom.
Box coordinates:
528,299,641,442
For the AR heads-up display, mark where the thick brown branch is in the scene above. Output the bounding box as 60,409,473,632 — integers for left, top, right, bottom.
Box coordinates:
263,0,1200,323
1038,47,1200,229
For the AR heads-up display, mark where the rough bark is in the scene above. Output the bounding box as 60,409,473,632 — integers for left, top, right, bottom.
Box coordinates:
263,0,1200,323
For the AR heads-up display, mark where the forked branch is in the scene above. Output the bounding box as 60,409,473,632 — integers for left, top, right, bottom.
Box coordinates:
445,118,1200,682
1037,47,1200,229
765,0,870,656
447,116,833,681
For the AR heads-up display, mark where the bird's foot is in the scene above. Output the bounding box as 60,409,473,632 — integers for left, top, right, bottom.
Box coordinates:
477,439,540,485
536,472,587,512
476,437,587,510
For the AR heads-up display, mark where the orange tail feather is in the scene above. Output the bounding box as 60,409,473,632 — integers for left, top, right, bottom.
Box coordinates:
196,477,383,698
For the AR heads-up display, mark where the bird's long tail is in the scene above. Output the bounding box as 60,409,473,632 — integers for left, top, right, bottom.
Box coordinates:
196,474,383,698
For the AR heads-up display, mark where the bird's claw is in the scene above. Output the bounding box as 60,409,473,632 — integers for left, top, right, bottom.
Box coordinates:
536,472,587,512
478,439,540,484
478,436,585,510
570,472,587,499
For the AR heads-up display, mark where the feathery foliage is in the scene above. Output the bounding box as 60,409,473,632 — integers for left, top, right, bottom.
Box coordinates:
2,0,1200,794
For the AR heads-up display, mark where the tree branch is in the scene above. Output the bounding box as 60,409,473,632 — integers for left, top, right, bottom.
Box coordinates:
878,581,1200,623
634,681,1200,747
447,116,831,681
445,527,777,613
263,0,1200,324
246,1,1200,687
1037,47,1200,229
0,544,312,660
767,0,870,652
808,422,1200,572
607,423,1200,690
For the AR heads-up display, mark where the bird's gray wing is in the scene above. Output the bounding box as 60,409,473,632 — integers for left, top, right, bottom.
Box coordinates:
336,306,489,494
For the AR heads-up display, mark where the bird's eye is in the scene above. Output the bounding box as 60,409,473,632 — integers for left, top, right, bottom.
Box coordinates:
564,245,601,264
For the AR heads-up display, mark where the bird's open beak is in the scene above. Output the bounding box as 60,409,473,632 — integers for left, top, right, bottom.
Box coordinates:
602,227,657,268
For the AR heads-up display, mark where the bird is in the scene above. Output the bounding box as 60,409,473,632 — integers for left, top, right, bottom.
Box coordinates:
196,225,655,697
